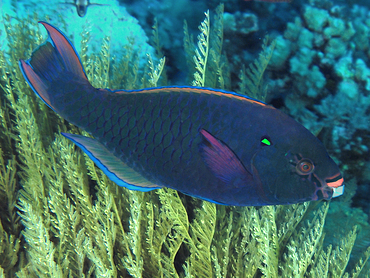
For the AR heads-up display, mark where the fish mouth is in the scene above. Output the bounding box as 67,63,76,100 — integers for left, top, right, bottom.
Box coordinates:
326,174,344,198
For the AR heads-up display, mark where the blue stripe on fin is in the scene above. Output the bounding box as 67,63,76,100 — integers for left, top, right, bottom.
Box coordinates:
61,132,161,192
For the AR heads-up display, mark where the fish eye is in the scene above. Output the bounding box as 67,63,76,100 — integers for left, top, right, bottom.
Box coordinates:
296,159,314,175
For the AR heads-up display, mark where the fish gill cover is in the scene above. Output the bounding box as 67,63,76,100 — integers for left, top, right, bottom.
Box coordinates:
0,0,369,277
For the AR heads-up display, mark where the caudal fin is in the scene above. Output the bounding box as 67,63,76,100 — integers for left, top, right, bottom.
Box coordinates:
19,22,89,111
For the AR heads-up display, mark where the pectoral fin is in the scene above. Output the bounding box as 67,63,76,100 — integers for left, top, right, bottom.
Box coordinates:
62,133,161,191
199,129,253,186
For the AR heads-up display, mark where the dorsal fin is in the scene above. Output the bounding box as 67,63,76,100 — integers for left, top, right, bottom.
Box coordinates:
110,86,266,106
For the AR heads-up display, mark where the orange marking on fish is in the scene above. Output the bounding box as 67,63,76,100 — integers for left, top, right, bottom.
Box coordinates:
327,177,344,188
115,87,266,107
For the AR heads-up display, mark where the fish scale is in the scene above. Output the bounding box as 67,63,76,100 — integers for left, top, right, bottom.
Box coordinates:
79,91,204,181
85,90,246,193
19,22,345,206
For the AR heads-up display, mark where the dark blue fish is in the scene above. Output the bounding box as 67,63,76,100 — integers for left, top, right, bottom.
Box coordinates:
19,22,344,206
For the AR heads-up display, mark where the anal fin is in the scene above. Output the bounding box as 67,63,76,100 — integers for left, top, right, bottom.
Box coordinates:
62,133,161,191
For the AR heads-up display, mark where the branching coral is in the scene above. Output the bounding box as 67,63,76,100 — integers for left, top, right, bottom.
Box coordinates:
0,7,369,278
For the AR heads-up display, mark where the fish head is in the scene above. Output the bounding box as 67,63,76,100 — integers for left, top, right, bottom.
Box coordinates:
74,0,89,17
250,120,344,205
76,4,88,17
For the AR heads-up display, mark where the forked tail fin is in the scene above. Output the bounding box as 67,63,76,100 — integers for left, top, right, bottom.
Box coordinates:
19,21,91,112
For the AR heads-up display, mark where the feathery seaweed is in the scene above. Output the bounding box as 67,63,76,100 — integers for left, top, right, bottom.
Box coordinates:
0,151,19,235
147,54,166,87
0,9,368,278
192,10,210,87
329,226,358,277
238,36,276,102
79,25,91,68
211,206,233,277
0,219,20,277
184,5,229,89
150,18,168,86
208,4,227,89
153,188,189,277
185,201,216,277
183,20,196,84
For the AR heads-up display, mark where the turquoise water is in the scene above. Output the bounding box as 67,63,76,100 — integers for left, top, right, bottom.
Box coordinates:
0,0,369,276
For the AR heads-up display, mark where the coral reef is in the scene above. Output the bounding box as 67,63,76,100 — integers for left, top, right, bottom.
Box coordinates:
0,0,154,62
267,1,370,215
0,3,369,278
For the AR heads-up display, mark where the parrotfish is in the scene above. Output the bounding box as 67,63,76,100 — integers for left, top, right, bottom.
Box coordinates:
19,22,344,206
